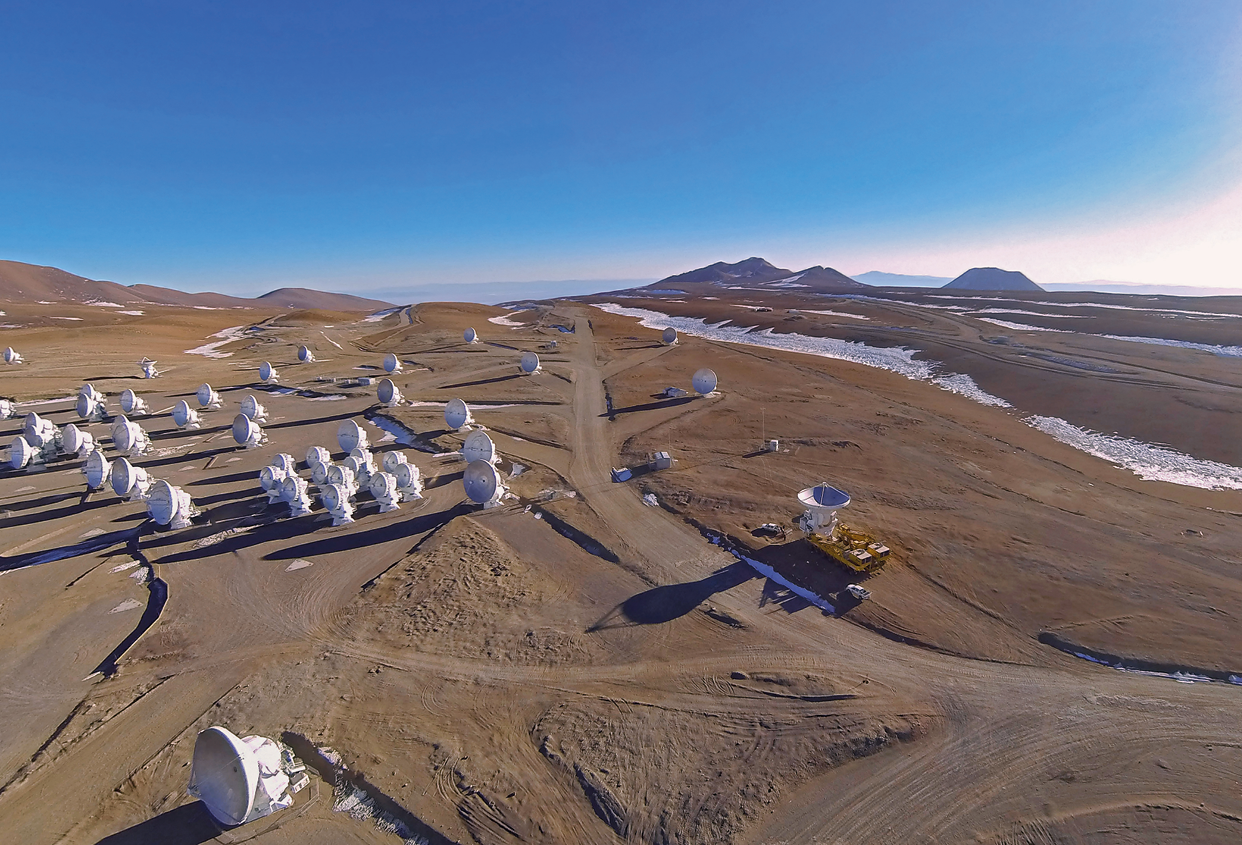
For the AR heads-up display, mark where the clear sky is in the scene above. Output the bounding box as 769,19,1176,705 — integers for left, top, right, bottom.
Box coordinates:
1,1,1240,300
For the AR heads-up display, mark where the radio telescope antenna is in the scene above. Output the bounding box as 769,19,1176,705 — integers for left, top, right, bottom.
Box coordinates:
196,383,223,409
337,419,368,453
444,398,473,430
382,353,402,374
464,327,477,344
259,362,279,383
76,390,108,422
0,399,13,419
23,412,61,452
147,479,199,529
306,446,331,471
662,327,677,345
349,447,376,486
393,461,423,500
84,449,112,490
110,457,153,501
297,345,315,363
172,399,201,430
796,483,850,536
376,378,402,406
381,450,408,474
310,457,333,486
112,418,153,457
259,465,289,502
9,435,44,470
691,367,718,396
321,483,354,525
3,346,23,365
187,727,299,827
120,389,148,416
279,474,314,516
139,358,160,378
240,394,268,423
62,423,98,457
369,471,401,512
519,351,541,375
462,459,506,508
326,463,358,499
231,414,267,449
271,452,296,474
462,430,498,465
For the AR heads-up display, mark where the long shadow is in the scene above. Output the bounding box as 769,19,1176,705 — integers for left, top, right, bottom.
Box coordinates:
263,502,470,561
426,469,464,489
0,489,82,513
92,535,166,677
601,396,693,419
590,561,757,629
0,495,117,532
439,373,523,390
93,800,219,844
147,424,231,442
0,525,140,573
136,446,237,471
187,468,259,487
263,409,361,433
193,487,265,508
156,511,321,564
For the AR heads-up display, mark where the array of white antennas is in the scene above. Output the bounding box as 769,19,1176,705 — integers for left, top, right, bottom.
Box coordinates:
368,471,401,512
10,412,62,469
0,399,13,419
662,326,678,345
110,456,153,501
461,429,498,465
62,423,98,457
112,415,153,457
382,451,423,500
464,327,477,343
463,459,506,508
297,345,315,363
139,357,160,378
240,394,268,423
84,449,112,490
259,454,312,515
197,383,223,409
308,446,333,485
321,483,354,526
259,361,279,383
232,413,267,449
344,447,376,488
4,346,22,364
691,367,718,395
77,384,108,421
337,419,369,453
187,727,298,827
444,397,473,430
120,388,148,416
796,483,850,536
147,478,199,529
519,351,541,374
382,352,402,374
377,377,402,406
172,399,201,430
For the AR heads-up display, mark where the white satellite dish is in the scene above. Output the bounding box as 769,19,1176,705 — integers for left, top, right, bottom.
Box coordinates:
394,461,423,500
0,398,13,419
796,483,851,536
464,327,477,343
310,460,331,486
172,399,201,429
147,479,198,529
337,419,368,453
110,457,152,501
692,367,718,395
321,483,354,526
271,452,296,473
297,345,315,363
461,430,497,465
519,351,541,374
369,471,401,512
381,451,408,474
259,464,287,494
186,727,297,827
4,346,22,364
382,352,401,374
23,412,59,448
139,358,159,379
259,361,278,383
240,394,267,422
444,398,472,430
84,449,112,490
349,447,375,482
376,378,402,406
232,414,266,448
463,460,505,507
326,463,357,498
113,418,152,457
279,474,314,516
62,423,96,457
9,435,36,470
120,389,148,415
196,383,222,409
662,327,678,345
306,446,331,469
76,391,107,421
80,383,100,401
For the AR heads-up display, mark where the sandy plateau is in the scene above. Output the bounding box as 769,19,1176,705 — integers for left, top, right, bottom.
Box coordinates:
1,289,1241,844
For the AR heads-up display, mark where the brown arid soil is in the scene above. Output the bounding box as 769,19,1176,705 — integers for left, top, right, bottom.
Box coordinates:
0,289,1240,844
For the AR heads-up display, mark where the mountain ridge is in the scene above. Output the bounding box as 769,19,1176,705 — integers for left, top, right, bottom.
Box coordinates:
639,257,866,293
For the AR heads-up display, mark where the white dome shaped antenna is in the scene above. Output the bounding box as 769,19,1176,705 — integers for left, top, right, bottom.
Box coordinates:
369,471,401,512
240,394,268,423
259,361,279,383
795,483,851,536
231,414,267,449
297,345,315,363
337,419,368,453
462,429,497,465
462,460,506,508
381,450,408,474
3,346,23,365
112,418,153,457
279,474,314,517
76,391,108,422
393,460,423,501
306,446,331,471
310,458,333,486
110,457,153,501
519,351,541,375
259,465,289,503
196,383,223,409
271,452,296,474
692,367,718,395
147,479,199,529
376,378,402,407
23,412,61,450
80,383,100,401
62,423,97,457
321,483,354,526
444,398,472,430
349,447,376,486
662,327,678,345
382,352,402,374
326,463,358,499
172,400,201,430
0,398,13,419
84,449,112,490
187,727,298,827
139,357,160,378
9,435,40,470
463,327,477,344
120,389,148,416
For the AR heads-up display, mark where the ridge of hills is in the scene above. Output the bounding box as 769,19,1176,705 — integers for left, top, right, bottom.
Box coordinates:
637,256,867,294
0,259,393,311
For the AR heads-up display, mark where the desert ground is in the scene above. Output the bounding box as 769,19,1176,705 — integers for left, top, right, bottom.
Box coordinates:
1,289,1241,844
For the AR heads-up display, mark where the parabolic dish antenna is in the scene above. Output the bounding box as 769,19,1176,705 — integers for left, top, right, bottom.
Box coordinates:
464,327,477,343
394,460,420,488
311,460,332,486
444,398,471,430
62,423,93,456
146,479,179,526
0,399,13,419
259,465,286,492
798,483,850,511
139,358,159,378
196,383,221,409
84,449,111,489
240,394,267,422
232,414,263,447
306,446,330,468
110,457,150,500
322,483,345,512
337,419,367,453
377,378,401,406
76,391,106,421
341,455,363,476
461,430,496,465
3,346,21,364
691,367,718,395
272,453,296,473
120,389,147,415
259,361,277,382
382,352,401,374
382,451,408,473
9,436,34,470
369,471,400,512
80,383,99,401
519,351,540,374
662,327,677,345
462,459,503,506
187,727,260,826
297,345,314,363
172,400,200,429
279,475,313,516
114,420,150,456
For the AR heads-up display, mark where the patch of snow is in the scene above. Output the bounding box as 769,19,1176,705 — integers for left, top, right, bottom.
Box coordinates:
321,332,343,349
17,395,77,408
796,309,871,320
50,316,83,320
1095,335,1242,358
488,312,527,328
110,560,140,573
976,317,1071,333
185,325,247,358
363,306,404,322
969,308,1089,318
109,598,144,613
84,301,124,307
286,559,314,571
930,374,1011,407
117,310,144,316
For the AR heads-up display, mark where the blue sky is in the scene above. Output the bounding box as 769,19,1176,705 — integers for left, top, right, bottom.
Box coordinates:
1,1,1239,300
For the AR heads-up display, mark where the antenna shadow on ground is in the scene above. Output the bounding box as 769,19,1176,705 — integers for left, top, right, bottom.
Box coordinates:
439,373,524,390
590,560,756,628
263,502,470,560
92,800,219,845
601,396,693,418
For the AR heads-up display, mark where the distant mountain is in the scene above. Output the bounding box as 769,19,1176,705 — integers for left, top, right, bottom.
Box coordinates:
852,271,953,288
1044,281,1242,297
0,259,393,311
944,267,1043,292
641,257,866,294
